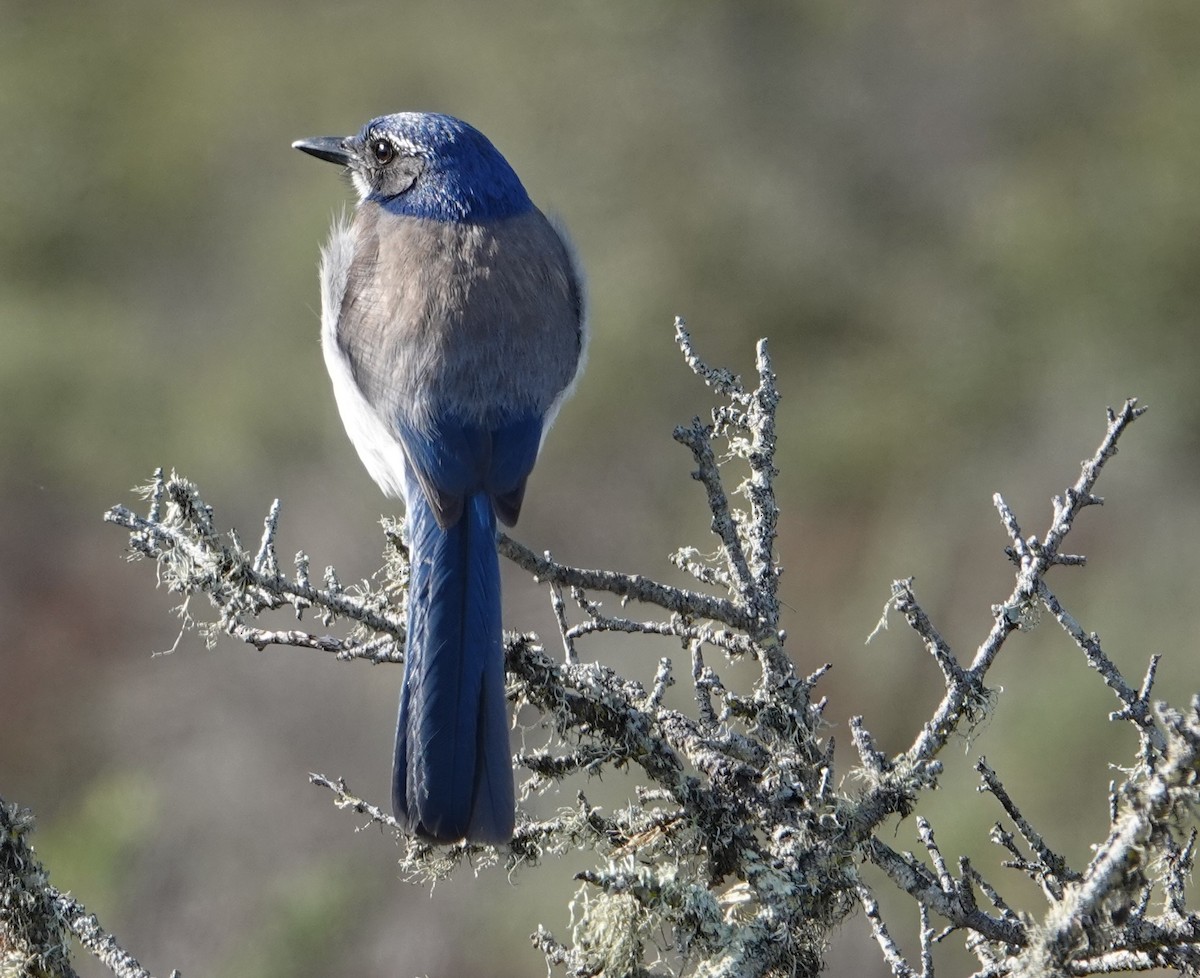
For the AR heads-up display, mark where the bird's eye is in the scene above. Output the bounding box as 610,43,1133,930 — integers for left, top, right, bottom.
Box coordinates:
370,138,395,164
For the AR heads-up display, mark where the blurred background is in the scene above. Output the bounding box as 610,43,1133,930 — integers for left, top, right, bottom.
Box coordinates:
4,2,1200,975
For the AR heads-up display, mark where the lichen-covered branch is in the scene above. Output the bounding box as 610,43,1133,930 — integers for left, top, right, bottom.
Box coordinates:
91,323,1200,978
104,474,407,662
852,399,1200,977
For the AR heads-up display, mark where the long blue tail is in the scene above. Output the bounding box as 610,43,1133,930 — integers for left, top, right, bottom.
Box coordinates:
393,491,514,843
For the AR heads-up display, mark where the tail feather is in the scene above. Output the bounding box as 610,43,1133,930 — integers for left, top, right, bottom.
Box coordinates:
393,491,515,843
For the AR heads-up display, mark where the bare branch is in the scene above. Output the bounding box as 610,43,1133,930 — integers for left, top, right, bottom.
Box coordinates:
976,758,1079,894
497,532,756,633
856,880,917,978
51,891,181,978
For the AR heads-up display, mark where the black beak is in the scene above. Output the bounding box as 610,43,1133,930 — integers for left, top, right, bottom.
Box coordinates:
292,135,354,166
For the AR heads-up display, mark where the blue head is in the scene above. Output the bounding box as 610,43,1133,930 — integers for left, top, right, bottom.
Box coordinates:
293,112,533,222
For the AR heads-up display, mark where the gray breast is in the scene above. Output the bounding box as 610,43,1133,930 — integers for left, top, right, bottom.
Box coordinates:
336,206,583,433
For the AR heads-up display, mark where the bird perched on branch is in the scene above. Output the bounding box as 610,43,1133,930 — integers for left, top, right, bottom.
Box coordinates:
293,112,585,843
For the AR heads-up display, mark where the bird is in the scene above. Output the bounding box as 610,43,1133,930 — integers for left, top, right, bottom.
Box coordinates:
293,112,585,843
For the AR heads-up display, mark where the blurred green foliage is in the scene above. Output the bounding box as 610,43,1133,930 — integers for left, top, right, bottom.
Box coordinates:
4,2,1200,976
214,860,369,978
34,772,159,923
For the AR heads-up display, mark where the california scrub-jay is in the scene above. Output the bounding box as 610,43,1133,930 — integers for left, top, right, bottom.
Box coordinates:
293,112,585,843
